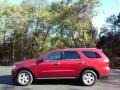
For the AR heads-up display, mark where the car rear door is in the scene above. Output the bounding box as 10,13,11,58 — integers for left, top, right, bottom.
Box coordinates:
57,50,84,77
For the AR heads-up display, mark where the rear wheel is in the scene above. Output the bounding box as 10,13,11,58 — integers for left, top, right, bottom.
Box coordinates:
80,70,97,86
16,70,33,86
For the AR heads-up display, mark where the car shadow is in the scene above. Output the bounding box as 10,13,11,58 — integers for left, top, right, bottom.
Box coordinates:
0,75,14,86
0,75,80,86
34,79,80,86
2,73,120,87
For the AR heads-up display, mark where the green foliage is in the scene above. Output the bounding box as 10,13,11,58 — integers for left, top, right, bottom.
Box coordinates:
0,0,98,65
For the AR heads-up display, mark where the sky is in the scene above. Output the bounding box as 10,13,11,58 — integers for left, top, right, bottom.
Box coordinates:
7,0,120,29
10,0,23,4
92,0,120,29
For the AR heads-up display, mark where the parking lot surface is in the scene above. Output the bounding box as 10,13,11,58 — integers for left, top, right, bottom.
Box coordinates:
0,66,120,90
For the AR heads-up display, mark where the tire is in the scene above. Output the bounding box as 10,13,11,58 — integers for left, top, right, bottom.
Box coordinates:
16,70,33,86
79,70,97,86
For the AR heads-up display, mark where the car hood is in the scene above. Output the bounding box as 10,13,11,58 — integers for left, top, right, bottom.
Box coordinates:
15,59,36,67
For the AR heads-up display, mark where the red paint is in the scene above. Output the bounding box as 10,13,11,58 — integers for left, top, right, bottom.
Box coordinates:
12,48,110,80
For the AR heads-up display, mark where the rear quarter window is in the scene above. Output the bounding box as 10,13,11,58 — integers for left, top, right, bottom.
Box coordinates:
82,51,101,58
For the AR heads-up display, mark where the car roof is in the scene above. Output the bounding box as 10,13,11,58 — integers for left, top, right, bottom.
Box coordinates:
54,48,102,51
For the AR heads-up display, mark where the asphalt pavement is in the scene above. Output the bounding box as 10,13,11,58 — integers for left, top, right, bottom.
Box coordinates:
0,66,120,90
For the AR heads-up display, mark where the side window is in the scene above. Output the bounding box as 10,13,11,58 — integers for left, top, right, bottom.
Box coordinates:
45,52,61,60
63,51,80,59
82,51,101,58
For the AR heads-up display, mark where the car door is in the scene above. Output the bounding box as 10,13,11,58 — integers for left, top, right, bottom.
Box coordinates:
57,50,84,77
37,51,62,78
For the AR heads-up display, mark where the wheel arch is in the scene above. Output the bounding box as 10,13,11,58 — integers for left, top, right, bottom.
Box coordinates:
80,68,100,79
16,67,36,81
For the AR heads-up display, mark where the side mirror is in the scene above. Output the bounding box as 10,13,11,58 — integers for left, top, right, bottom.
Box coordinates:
36,58,44,64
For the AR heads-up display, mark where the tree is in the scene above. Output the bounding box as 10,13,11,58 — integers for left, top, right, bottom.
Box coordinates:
97,13,120,69
49,0,98,48
0,0,98,65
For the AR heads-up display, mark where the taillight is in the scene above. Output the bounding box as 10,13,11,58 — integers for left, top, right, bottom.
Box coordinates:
104,58,109,63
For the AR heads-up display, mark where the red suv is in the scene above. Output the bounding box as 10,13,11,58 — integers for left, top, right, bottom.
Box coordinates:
11,48,110,86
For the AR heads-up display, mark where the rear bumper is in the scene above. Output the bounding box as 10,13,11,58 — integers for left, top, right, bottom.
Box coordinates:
99,66,110,78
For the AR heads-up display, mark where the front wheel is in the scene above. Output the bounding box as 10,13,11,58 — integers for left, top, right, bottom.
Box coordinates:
16,70,33,86
80,70,97,86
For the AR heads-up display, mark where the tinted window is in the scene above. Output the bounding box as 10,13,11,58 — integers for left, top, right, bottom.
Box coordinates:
45,52,61,60
82,51,101,58
63,51,80,59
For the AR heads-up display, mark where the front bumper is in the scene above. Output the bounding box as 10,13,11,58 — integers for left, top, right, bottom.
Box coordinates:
11,66,18,80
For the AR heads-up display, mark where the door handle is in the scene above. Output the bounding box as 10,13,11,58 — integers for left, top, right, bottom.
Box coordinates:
53,62,61,65
57,62,61,65
78,61,85,64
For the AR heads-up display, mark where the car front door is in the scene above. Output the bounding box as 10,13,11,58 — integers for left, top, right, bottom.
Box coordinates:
37,51,62,78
